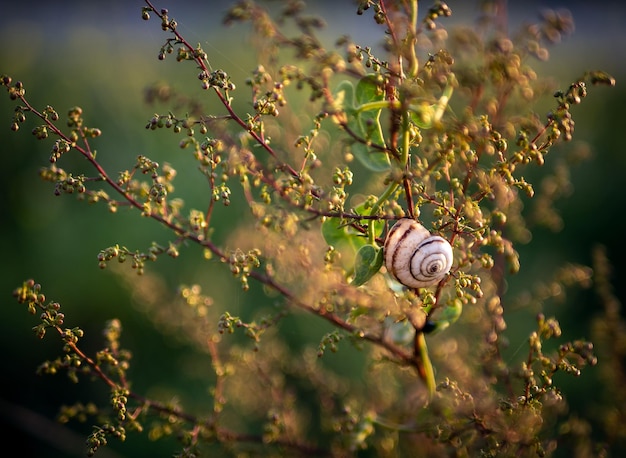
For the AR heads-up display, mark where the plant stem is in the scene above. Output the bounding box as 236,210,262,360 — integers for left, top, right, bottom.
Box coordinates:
355,99,400,114
367,181,399,243
415,332,436,396
408,0,419,78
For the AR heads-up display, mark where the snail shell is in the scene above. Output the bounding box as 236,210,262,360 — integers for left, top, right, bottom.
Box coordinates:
384,218,453,288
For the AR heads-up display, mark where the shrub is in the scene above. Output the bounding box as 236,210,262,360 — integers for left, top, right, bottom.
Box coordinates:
3,1,623,456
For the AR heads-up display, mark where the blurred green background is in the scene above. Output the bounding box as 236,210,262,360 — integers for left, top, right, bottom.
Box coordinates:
1,1,625,456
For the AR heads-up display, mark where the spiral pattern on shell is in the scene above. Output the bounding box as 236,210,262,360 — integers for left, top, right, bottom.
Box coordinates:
384,218,453,288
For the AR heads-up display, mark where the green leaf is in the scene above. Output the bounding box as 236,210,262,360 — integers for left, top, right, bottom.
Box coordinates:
321,217,366,252
409,102,436,129
331,80,355,118
352,201,385,238
321,202,384,252
333,76,391,172
427,299,463,334
322,208,384,282
348,142,390,172
352,244,383,286
353,75,389,171
355,74,385,106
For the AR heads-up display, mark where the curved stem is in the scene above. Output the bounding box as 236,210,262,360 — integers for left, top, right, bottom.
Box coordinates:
433,78,455,123
408,0,419,78
355,99,400,114
414,332,436,396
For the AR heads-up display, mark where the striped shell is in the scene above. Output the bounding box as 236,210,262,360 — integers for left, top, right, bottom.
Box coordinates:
384,218,453,288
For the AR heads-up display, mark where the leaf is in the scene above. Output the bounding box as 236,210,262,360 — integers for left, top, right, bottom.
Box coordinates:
332,76,390,172
355,74,385,106
321,202,384,252
349,142,390,172
352,201,385,239
321,217,366,252
352,244,383,286
353,75,389,171
439,298,463,323
322,209,385,283
330,80,355,124
426,299,463,334
409,102,436,129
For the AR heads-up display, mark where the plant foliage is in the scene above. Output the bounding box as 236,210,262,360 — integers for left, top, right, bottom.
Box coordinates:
3,0,624,456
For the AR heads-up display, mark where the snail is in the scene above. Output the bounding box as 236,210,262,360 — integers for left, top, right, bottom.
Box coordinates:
384,218,453,289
